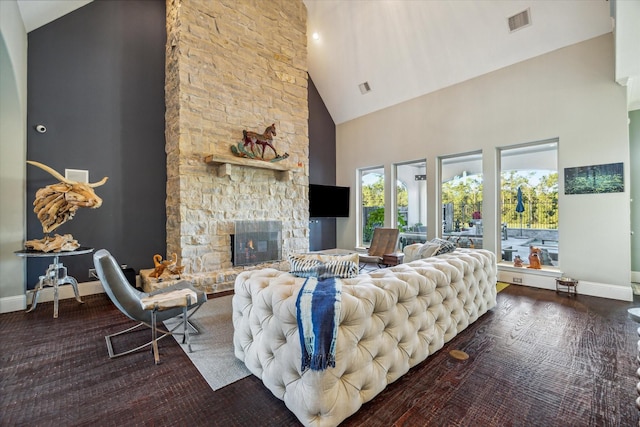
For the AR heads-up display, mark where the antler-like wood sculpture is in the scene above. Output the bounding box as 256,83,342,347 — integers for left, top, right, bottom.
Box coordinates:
27,160,108,233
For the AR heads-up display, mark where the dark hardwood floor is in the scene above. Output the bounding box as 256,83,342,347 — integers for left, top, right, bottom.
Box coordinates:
1,284,638,426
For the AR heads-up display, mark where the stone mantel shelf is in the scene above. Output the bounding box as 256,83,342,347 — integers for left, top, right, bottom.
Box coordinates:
205,155,296,181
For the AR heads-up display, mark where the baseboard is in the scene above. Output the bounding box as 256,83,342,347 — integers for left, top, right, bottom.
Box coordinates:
0,280,105,314
575,280,633,301
497,268,633,301
632,271,640,283
0,294,28,314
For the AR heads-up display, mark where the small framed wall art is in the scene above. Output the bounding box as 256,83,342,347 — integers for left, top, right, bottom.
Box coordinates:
564,162,624,195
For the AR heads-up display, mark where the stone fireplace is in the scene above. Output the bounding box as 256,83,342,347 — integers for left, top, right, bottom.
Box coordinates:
164,0,309,293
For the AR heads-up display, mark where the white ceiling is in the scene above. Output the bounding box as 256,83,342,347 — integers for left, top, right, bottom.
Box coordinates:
304,0,617,124
17,0,639,124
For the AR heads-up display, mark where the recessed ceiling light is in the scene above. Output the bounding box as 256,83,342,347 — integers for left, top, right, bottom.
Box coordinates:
312,32,320,41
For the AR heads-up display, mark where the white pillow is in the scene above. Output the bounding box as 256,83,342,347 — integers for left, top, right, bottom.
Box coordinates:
417,242,440,259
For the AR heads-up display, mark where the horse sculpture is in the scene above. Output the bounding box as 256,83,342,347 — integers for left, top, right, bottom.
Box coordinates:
243,123,279,159
230,123,289,162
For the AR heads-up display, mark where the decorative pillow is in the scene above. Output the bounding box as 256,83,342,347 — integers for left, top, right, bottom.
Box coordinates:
291,252,359,265
316,261,359,280
416,241,441,259
288,253,359,279
429,238,457,256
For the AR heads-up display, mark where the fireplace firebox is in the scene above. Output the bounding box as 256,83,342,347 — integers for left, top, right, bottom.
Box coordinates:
231,220,282,266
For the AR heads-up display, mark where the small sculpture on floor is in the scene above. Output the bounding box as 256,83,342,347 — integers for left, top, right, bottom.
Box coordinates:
527,246,542,269
166,253,185,276
149,254,171,278
513,255,523,268
149,253,185,279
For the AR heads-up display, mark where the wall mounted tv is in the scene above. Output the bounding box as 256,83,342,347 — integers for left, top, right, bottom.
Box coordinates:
309,184,350,218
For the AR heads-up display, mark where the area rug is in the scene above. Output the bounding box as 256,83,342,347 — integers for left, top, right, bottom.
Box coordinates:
164,294,251,391
496,282,510,293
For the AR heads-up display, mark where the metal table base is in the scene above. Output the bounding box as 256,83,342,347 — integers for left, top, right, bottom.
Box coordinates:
16,247,93,318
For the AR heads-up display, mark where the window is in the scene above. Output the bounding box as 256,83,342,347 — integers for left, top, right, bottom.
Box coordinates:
395,160,427,248
440,152,483,248
499,141,558,266
359,166,384,247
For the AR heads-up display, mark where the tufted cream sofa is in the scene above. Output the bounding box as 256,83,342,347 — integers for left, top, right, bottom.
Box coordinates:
232,249,497,427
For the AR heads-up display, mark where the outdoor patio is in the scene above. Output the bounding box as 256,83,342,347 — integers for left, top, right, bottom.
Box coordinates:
501,234,559,267
400,225,559,268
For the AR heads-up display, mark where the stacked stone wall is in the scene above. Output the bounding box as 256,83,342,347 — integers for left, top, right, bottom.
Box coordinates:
165,0,309,292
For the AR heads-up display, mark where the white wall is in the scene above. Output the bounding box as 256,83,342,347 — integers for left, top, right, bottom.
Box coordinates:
336,34,632,300
0,0,28,312
630,109,640,282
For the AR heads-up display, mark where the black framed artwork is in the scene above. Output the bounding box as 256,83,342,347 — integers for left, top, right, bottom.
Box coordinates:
564,162,624,194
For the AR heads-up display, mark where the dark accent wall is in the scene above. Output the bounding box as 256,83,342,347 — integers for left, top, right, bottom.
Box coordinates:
26,0,166,286
308,76,338,250
25,1,336,284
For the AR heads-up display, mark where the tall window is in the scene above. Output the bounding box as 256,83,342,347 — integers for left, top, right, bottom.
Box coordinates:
395,160,427,248
500,141,558,266
441,152,483,247
359,166,384,247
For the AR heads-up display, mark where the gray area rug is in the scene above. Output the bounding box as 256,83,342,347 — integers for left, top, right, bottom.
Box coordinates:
164,294,251,391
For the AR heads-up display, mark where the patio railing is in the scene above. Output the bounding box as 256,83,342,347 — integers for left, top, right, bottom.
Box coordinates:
501,200,558,230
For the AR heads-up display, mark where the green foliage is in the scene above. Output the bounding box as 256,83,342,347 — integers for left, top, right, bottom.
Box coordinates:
397,183,408,207
440,170,559,229
442,175,483,225
363,207,406,242
500,171,558,229
362,176,385,207
361,169,560,240
361,176,408,241
565,174,623,194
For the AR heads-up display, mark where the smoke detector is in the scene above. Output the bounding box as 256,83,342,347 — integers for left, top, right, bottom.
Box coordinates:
358,81,371,94
508,8,531,33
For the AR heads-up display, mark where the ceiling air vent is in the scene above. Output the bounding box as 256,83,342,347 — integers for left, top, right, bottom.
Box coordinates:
358,81,371,94
508,8,531,33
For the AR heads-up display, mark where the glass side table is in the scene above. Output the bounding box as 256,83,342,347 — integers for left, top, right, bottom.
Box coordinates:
15,247,94,318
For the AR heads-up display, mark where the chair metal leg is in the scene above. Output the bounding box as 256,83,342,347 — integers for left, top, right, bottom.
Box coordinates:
165,303,203,337
151,310,160,365
105,322,170,359
182,306,191,352
104,302,203,361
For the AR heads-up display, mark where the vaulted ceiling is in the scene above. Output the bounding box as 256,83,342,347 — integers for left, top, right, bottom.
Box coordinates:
17,0,640,124
303,0,636,124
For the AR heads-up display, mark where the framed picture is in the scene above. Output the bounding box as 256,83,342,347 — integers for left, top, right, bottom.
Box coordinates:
564,162,624,194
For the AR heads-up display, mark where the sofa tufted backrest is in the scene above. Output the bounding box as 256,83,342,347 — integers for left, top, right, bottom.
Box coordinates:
232,249,497,427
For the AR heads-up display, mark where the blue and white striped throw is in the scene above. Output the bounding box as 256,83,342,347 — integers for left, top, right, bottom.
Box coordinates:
296,275,342,371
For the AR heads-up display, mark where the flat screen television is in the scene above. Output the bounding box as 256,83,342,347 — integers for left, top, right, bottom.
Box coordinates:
309,184,350,218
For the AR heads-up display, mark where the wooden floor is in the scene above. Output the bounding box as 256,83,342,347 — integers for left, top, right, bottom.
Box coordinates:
1,284,639,426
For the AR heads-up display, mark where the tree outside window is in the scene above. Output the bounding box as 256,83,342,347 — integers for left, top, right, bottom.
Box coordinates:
361,175,407,243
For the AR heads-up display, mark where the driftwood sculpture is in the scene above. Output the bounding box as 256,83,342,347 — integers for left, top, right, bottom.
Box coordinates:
28,160,108,234
25,233,79,253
